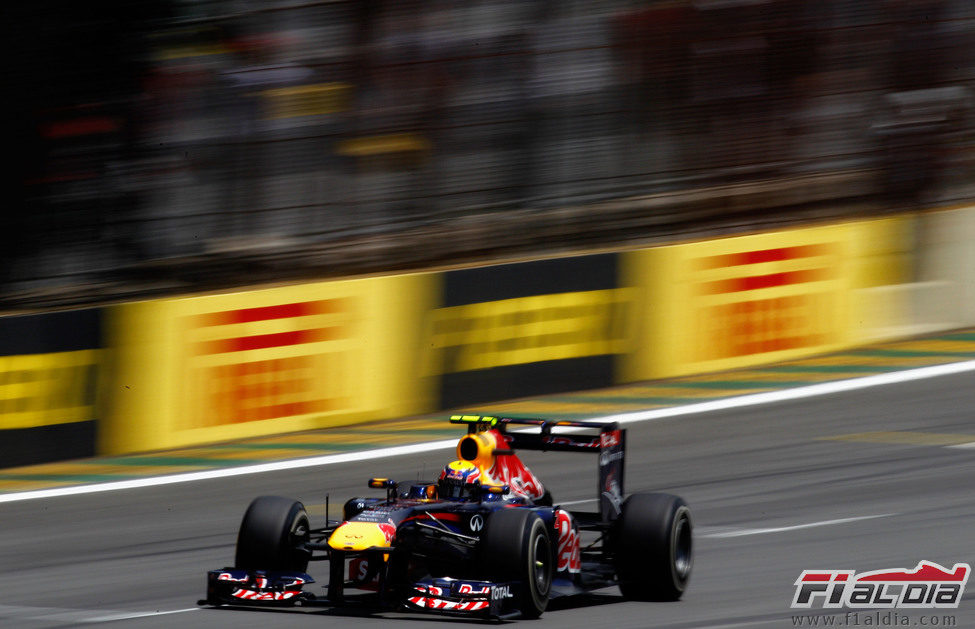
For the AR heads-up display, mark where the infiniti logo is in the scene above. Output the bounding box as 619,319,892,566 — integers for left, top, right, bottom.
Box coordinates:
469,514,484,532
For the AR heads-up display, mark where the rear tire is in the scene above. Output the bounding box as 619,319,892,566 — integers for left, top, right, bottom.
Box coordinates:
613,493,692,601
235,495,311,572
481,509,553,618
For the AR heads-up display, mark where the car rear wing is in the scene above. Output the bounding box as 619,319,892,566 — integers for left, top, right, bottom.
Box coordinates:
449,414,626,523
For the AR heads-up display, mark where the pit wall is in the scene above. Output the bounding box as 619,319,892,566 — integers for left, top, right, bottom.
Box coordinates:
4,209,974,464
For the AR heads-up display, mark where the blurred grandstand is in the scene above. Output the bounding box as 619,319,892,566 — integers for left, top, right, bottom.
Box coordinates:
4,0,975,309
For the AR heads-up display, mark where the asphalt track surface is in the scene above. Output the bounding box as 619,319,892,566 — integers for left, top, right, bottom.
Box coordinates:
3,370,975,628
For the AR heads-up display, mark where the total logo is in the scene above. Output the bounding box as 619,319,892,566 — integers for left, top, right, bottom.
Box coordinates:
490,585,513,601
791,561,969,609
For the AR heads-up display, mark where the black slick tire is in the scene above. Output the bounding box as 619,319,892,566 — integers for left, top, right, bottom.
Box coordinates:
235,495,311,572
613,493,692,601
481,508,553,618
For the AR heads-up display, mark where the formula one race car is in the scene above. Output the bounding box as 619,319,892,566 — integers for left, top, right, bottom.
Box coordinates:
201,415,693,620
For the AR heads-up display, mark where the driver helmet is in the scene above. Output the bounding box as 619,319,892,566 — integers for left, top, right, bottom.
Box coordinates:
438,460,481,499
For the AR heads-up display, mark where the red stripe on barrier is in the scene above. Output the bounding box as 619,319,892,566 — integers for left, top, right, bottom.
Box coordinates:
696,244,834,270
194,327,343,354
192,299,343,327
701,268,832,294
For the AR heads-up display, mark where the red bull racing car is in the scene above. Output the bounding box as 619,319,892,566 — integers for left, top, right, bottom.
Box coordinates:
201,415,693,619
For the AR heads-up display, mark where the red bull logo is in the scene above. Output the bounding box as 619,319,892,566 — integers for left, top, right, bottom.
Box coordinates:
488,454,544,500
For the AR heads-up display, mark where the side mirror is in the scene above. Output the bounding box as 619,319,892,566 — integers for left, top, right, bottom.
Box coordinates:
369,478,398,501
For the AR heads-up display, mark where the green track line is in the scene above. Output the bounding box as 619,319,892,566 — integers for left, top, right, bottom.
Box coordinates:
207,442,375,452
0,473,134,482
851,349,975,358
546,395,714,405
760,364,903,374
665,380,813,389
85,456,266,467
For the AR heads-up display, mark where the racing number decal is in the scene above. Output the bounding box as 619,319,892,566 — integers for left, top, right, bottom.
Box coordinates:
555,509,581,573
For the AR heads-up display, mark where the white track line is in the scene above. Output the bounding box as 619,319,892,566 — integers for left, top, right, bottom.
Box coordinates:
700,514,894,538
82,608,199,623
2,358,974,504
597,359,975,427
0,604,198,625
0,439,458,504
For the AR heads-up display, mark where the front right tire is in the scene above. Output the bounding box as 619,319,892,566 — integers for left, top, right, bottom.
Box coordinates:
235,495,311,572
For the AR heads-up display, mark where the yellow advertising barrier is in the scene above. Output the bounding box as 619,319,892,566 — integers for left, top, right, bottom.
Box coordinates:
0,350,101,429
98,215,914,454
621,217,913,381
101,274,438,454
422,288,637,374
